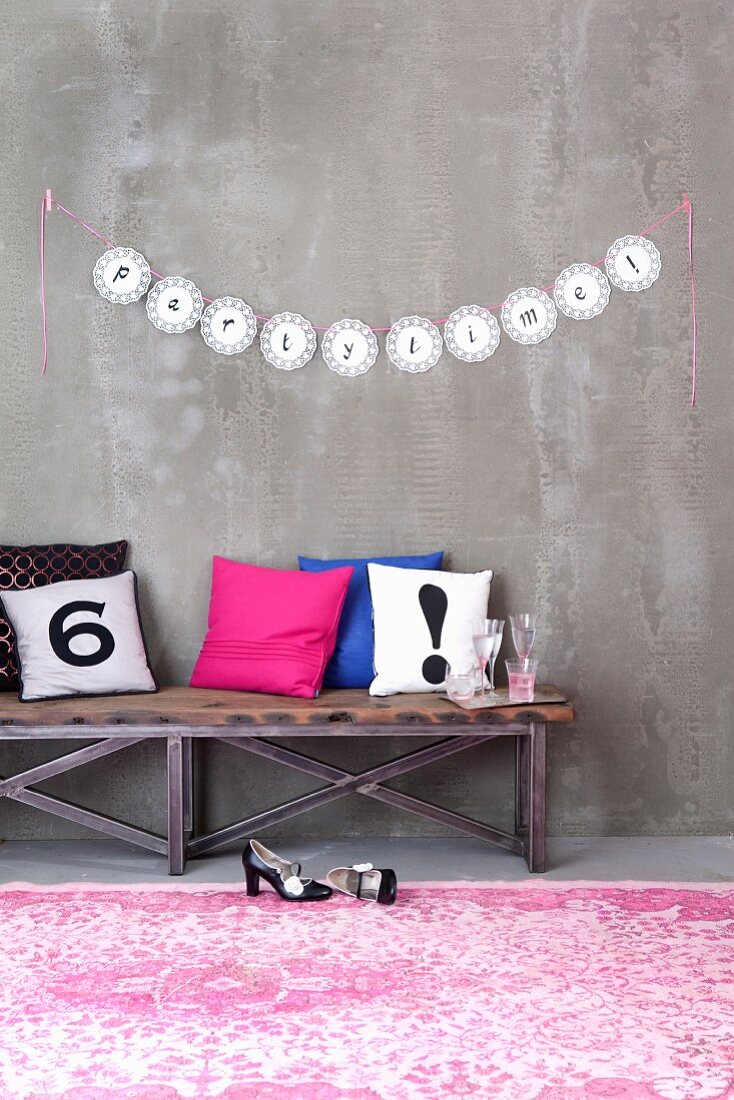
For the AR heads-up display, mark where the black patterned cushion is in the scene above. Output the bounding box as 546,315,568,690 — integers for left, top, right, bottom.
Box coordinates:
0,541,127,691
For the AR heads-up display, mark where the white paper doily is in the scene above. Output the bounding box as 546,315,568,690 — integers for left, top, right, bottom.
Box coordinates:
200,297,257,355
605,236,661,292
146,277,204,333
321,319,378,377
260,312,317,370
554,263,611,319
386,316,443,372
501,287,557,345
444,305,501,361
93,247,151,304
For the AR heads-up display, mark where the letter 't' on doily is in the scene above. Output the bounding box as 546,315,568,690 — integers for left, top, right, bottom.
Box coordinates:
554,264,611,319
605,236,661,292
146,277,204,333
386,316,443,373
444,305,501,361
260,312,317,370
200,298,257,355
93,248,150,304
321,319,378,377
501,288,557,344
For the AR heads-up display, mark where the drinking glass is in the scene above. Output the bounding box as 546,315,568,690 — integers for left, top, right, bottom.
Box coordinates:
445,663,476,707
506,658,539,703
486,619,504,694
510,614,537,660
472,619,498,701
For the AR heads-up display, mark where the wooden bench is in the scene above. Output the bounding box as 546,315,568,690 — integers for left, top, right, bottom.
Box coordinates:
0,685,574,875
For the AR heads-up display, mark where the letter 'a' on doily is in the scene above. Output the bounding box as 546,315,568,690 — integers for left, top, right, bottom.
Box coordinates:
146,277,204,333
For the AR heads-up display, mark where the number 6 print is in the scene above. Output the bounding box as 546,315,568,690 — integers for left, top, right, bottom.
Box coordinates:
48,601,116,667
0,572,157,701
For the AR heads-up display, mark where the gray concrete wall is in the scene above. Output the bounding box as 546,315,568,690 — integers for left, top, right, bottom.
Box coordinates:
0,0,731,841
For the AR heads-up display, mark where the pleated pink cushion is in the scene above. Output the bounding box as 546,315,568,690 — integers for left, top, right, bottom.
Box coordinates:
190,556,353,698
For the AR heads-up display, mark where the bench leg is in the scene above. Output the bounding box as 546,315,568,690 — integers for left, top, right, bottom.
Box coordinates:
515,732,530,836
182,736,194,840
526,722,547,873
167,734,186,875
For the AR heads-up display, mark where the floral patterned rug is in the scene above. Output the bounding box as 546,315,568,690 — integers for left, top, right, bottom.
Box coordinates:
0,881,732,1099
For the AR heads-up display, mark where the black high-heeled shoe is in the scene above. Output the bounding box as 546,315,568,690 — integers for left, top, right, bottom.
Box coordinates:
326,862,398,905
242,840,333,902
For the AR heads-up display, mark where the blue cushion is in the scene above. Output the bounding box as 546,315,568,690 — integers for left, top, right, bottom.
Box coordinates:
298,553,444,688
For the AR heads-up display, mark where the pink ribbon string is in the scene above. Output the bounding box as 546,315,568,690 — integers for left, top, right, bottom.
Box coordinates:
39,195,48,375
40,194,697,400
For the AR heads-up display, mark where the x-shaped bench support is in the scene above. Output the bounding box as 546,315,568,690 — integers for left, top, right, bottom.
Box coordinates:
186,732,534,862
0,737,168,855
0,722,548,875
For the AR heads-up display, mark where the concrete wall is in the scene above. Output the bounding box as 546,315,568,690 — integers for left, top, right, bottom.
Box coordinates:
1,0,731,841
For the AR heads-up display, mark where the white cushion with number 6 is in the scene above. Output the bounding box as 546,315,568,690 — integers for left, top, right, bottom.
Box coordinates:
0,571,157,701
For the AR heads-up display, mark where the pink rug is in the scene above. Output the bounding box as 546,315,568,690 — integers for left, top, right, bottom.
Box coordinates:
0,881,732,1099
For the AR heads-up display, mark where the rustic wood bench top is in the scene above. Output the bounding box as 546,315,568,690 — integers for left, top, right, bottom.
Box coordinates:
0,684,574,730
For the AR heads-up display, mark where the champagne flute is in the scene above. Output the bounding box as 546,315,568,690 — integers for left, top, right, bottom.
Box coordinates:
472,619,498,702
487,619,504,695
510,614,537,660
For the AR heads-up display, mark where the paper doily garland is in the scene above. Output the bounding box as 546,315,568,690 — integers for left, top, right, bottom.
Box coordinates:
386,316,443,372
501,287,557,345
321,319,378,377
260,312,317,370
444,305,501,361
146,277,204,333
93,247,151,304
200,297,257,355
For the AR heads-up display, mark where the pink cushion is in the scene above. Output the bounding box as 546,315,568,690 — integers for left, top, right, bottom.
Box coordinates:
190,556,354,698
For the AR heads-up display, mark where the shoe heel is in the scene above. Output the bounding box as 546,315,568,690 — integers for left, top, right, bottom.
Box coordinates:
377,869,398,906
244,866,261,897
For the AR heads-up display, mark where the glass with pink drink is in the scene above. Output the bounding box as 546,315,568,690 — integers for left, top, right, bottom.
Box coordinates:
506,658,539,703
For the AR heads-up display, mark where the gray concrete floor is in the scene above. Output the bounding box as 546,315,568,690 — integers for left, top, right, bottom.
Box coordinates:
0,836,731,885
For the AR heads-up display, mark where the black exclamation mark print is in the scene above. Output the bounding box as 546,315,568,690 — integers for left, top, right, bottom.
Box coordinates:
626,254,640,274
419,584,448,684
